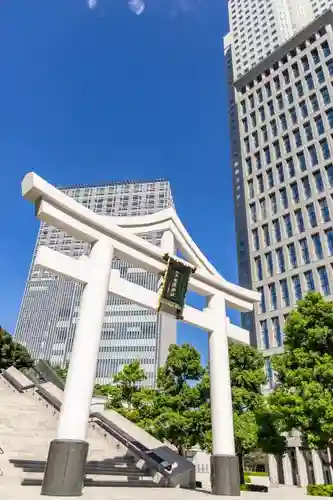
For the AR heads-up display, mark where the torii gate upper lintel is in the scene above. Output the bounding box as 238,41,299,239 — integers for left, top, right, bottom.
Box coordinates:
21,172,260,497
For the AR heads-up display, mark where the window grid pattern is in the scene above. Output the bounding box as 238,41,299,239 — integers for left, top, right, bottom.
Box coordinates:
235,25,333,353
14,180,175,387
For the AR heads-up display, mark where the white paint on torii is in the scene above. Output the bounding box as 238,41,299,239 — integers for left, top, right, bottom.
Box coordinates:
22,172,259,462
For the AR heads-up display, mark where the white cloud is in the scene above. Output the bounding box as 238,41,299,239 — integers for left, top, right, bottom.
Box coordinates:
128,0,145,15
87,0,97,9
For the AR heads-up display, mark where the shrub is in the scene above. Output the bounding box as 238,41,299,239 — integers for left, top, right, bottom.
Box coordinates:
307,485,333,497
248,471,269,477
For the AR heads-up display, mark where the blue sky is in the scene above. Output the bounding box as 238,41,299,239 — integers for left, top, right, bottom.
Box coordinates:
0,0,236,366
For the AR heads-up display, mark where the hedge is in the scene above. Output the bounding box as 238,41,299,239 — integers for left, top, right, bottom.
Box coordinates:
307,485,333,497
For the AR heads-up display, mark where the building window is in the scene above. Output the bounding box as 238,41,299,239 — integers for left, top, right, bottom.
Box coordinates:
270,193,277,214
269,283,277,310
316,67,325,84
315,115,325,135
272,317,283,347
259,106,266,121
290,182,300,203
304,122,313,141
262,125,268,142
295,209,305,233
286,87,293,104
252,229,259,250
246,158,252,175
284,136,292,154
255,257,263,281
265,82,272,98
294,129,302,148
292,62,300,78
295,81,304,98
307,203,318,228
248,180,254,198
274,141,281,159
306,74,314,90
302,176,312,199
301,55,309,72
265,252,273,277
326,108,333,128
319,198,330,223
321,86,331,105
320,138,330,160
277,94,284,111
312,233,324,260
271,120,278,137
276,247,285,274
327,59,333,76
299,238,310,264
263,224,270,246
264,146,271,165
277,163,284,182
310,94,319,112
283,68,290,83
267,169,274,189
314,170,324,193
268,101,275,116
257,174,264,193
289,107,297,124
250,203,257,223
273,219,282,242
308,145,319,166
326,229,333,256
280,279,290,307
297,152,306,172
300,100,308,118
304,270,315,291
284,213,293,237
322,40,331,58
288,243,297,268
311,48,320,65
261,319,269,348
318,267,330,296
255,152,262,170
258,287,266,313
280,114,288,131
260,198,267,219
326,164,333,187
280,187,288,209
292,275,302,301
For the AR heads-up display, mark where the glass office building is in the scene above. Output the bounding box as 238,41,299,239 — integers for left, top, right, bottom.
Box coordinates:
15,178,177,386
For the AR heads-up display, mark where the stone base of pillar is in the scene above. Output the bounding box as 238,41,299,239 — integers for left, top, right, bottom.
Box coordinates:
41,439,89,496
210,454,240,496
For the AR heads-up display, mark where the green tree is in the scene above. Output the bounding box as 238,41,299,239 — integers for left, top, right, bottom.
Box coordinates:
151,343,205,455
269,292,333,455
0,327,33,371
53,362,69,381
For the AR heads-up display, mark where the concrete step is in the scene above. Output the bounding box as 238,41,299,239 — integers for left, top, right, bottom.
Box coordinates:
21,477,159,487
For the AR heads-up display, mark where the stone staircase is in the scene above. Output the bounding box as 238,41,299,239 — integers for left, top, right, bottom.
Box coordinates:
0,375,159,488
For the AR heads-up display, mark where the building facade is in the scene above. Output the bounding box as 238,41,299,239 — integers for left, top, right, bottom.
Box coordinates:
226,0,333,488
15,178,176,387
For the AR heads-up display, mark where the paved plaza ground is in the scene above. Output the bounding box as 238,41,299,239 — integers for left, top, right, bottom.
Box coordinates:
0,485,327,500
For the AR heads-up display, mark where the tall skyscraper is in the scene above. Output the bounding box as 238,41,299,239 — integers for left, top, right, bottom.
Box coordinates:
225,3,333,389
15,178,176,387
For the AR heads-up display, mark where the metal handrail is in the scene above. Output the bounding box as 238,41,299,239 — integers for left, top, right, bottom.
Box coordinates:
90,412,172,482
34,384,171,484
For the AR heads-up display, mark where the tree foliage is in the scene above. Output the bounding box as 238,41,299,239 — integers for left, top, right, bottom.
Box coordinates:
98,342,282,460
269,292,333,451
0,327,33,371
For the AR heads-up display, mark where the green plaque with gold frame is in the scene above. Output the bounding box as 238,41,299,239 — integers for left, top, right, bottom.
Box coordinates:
157,254,196,320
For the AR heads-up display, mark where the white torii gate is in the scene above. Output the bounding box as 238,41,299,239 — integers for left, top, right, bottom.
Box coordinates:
22,173,259,497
